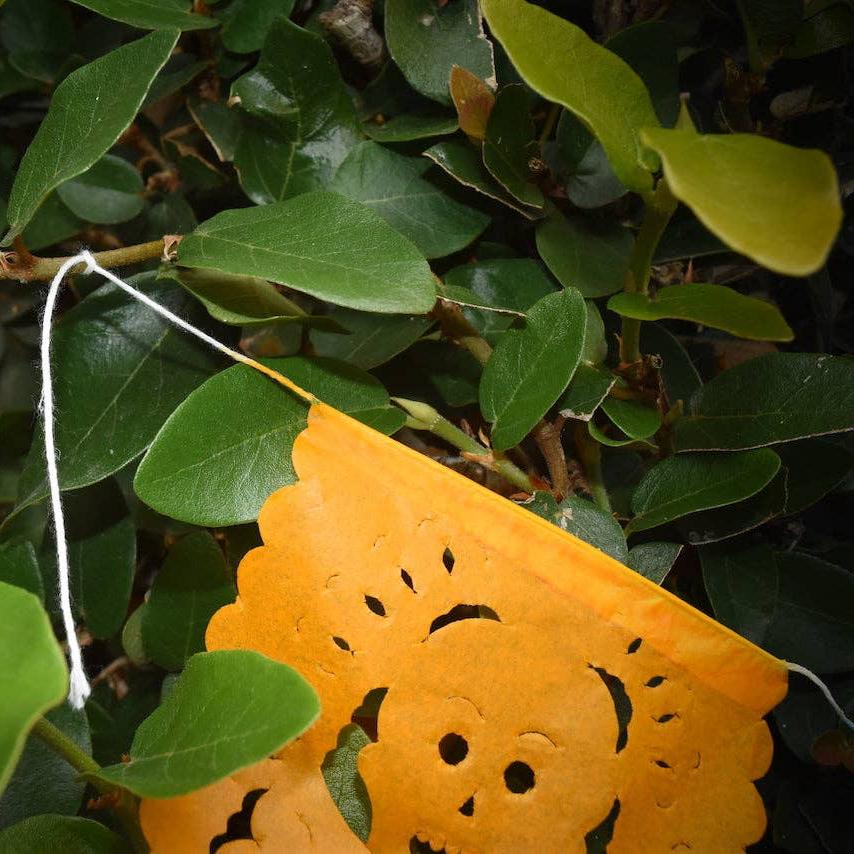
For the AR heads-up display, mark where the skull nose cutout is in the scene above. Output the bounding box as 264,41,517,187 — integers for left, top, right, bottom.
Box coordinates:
504,761,535,793
458,796,475,817
438,733,469,765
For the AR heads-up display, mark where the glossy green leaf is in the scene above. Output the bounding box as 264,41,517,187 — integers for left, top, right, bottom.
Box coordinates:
219,0,294,52
0,541,43,602
0,815,124,854
322,724,372,842
363,112,457,143
676,354,854,450
385,0,495,106
587,420,654,449
482,0,659,192
95,650,319,797
608,283,793,342
56,155,143,226
536,211,633,298
626,541,682,584
20,193,84,253
0,582,67,793
309,308,431,370
525,493,627,563
640,322,701,406
144,54,210,107
142,532,235,671
423,140,537,217
443,259,556,345
177,192,436,314
331,142,489,259
702,544,854,673
2,29,179,241
627,449,781,535
188,99,239,163
557,364,615,422
480,288,587,450
135,357,394,526
231,18,359,204
601,396,662,440
0,705,90,828
641,129,843,276
12,276,217,516
482,85,543,209
70,0,217,30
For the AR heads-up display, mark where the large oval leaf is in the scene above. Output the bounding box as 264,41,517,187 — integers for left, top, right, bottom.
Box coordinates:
0,815,124,854
2,29,179,241
608,283,793,342
481,0,659,192
480,288,587,450
627,449,781,534
56,155,144,226
134,357,395,526
177,191,436,314
676,353,854,450
640,129,842,276
0,582,67,793
94,650,319,797
69,0,217,30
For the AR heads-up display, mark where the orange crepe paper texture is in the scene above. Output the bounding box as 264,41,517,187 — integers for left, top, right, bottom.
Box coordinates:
142,399,788,853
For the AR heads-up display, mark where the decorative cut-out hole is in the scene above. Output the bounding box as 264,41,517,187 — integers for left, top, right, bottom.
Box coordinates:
364,595,386,616
627,637,643,654
504,761,535,793
350,687,387,740
400,568,416,592
438,733,468,765
209,788,267,852
332,635,352,652
428,604,500,636
458,795,475,817
585,798,621,854
442,547,455,573
654,759,672,769
646,675,666,687
655,713,677,724
590,666,632,753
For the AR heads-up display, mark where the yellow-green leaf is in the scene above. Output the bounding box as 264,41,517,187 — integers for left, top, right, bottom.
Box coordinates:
640,129,842,276
481,0,659,193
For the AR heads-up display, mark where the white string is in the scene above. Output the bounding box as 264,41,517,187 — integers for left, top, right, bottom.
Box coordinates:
786,661,854,730
42,250,295,709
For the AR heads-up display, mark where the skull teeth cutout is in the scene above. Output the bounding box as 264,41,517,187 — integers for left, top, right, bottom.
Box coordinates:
360,620,620,853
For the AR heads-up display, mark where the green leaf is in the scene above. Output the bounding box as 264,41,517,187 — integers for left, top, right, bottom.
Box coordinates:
0,705,90,828
601,396,662,441
410,341,482,408
0,541,43,602
363,112,457,143
188,99,239,163
331,141,489,259
385,0,495,106
639,322,701,406
480,288,587,450
626,541,681,584
481,0,659,192
142,532,235,671
424,140,538,217
0,815,124,854
608,283,793,342
309,308,431,370
231,18,359,204
443,258,556,345
482,85,543,209
121,604,149,668
69,0,217,30
701,543,854,673
20,193,84,253
322,724,372,842
135,357,394,526
219,0,295,52
536,211,633,298
0,582,67,794
0,0,74,85
144,54,211,107
587,420,654,449
626,449,781,535
12,276,218,516
2,29,179,242
557,364,615,422
676,354,854,451
164,267,332,329
777,439,854,515
640,129,842,276
785,3,854,59
177,192,436,314
94,650,319,797
525,493,627,563
56,155,143,226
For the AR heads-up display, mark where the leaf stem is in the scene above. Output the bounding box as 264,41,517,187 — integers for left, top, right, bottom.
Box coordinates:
0,239,167,282
32,717,149,852
573,422,611,513
538,102,561,148
620,180,677,365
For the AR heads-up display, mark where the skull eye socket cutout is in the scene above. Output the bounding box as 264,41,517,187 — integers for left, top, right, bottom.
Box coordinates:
438,733,469,765
504,761,535,794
